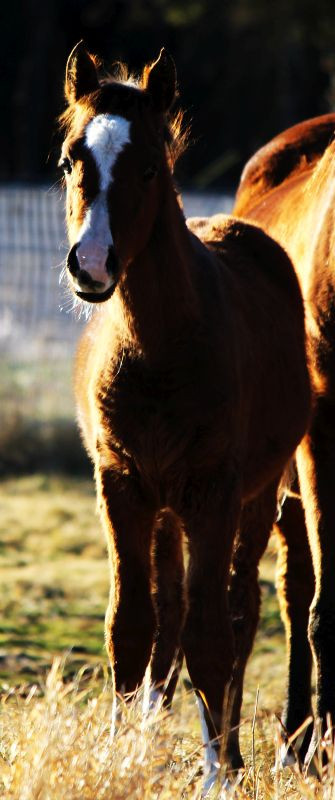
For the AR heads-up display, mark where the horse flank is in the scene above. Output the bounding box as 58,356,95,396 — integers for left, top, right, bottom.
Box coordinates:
234,111,335,767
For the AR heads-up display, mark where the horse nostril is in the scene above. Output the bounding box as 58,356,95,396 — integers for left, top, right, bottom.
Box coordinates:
77,269,95,288
67,243,79,277
106,246,118,276
66,242,117,295
76,269,105,290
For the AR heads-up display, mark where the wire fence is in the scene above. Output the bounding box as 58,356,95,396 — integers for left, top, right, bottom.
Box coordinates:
0,184,233,360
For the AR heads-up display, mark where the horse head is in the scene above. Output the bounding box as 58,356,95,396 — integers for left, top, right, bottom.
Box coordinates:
60,42,177,303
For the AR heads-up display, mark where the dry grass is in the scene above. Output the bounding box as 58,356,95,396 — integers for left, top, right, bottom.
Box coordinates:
1,659,335,799
0,474,333,798
0,659,201,799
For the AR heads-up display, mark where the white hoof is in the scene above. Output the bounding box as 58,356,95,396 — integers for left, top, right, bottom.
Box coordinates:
304,744,321,778
279,741,296,767
110,691,124,741
202,764,221,796
202,757,244,798
142,686,164,716
202,768,242,798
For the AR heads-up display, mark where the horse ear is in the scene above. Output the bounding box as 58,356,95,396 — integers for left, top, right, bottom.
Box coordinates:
144,48,177,112
65,41,99,104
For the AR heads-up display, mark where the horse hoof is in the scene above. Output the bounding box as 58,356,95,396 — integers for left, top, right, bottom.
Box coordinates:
142,686,164,716
277,721,314,770
202,768,243,798
279,741,296,767
304,741,323,779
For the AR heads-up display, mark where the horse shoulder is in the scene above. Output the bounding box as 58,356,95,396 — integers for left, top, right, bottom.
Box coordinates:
74,312,122,456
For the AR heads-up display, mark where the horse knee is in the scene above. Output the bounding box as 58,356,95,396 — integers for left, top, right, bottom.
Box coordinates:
182,610,234,703
230,568,260,645
106,597,156,692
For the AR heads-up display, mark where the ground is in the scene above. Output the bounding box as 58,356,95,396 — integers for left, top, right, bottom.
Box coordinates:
0,474,284,696
1,474,328,799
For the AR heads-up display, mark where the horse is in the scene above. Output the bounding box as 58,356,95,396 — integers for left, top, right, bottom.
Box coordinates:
234,112,335,767
59,41,311,792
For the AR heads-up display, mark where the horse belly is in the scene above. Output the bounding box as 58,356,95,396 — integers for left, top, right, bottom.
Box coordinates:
243,353,311,499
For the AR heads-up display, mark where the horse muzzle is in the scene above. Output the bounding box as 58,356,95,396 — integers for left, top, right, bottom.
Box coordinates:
66,242,118,303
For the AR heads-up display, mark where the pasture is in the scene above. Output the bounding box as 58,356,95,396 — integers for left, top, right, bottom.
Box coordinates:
0,185,329,798
0,474,311,798
2,477,333,797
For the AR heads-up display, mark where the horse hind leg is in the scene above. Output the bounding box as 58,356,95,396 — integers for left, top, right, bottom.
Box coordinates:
227,479,280,772
275,491,314,765
148,509,186,709
296,405,335,768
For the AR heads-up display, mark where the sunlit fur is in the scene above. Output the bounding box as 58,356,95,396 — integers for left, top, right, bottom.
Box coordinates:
234,112,335,766
61,43,311,785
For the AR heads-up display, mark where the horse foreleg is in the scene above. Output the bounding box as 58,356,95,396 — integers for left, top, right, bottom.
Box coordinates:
227,480,279,771
297,411,335,765
275,492,314,764
149,510,185,709
97,467,157,695
181,480,241,792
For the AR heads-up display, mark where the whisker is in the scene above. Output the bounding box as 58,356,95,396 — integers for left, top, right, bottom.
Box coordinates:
50,259,66,272
58,280,96,322
58,264,67,285
46,177,64,194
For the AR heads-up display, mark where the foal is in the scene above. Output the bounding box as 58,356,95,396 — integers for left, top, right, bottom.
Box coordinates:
60,42,311,790
234,113,335,766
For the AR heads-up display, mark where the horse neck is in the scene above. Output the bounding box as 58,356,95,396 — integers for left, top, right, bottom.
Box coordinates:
118,175,201,362
290,148,335,295
250,147,335,298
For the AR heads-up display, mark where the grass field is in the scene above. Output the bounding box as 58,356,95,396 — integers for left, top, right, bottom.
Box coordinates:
1,473,332,798
0,359,89,475
0,474,284,687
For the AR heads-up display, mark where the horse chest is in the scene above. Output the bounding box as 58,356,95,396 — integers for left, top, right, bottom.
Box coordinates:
95,360,230,484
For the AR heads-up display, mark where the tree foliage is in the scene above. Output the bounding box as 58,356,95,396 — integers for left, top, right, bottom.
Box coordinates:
2,0,335,186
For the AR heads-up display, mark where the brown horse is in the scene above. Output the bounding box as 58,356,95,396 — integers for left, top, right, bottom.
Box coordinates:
234,113,335,766
59,42,311,790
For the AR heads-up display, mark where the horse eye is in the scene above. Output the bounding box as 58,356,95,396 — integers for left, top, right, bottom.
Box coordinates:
143,165,158,182
60,156,73,175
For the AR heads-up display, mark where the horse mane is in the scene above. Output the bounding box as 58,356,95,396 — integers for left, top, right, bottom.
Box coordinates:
59,59,189,168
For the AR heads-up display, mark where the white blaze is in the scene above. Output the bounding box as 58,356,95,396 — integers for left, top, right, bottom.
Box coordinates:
76,114,131,287
85,114,131,192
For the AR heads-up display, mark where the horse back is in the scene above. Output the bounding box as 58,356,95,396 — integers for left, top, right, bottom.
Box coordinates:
234,114,335,398
235,114,335,216
187,213,303,312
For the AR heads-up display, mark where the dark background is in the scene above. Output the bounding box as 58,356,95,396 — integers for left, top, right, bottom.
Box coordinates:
2,0,335,188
